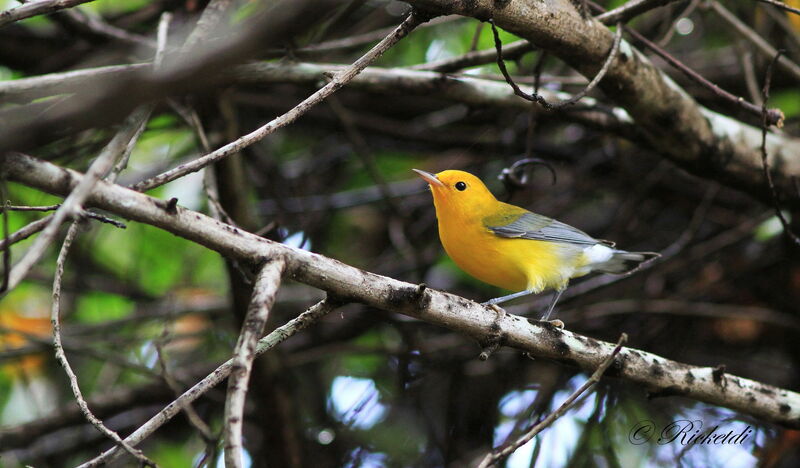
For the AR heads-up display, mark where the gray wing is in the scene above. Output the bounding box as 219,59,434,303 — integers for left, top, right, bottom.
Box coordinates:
486,212,612,246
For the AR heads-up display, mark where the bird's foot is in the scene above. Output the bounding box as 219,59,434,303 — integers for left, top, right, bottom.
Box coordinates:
483,303,507,318
546,319,565,329
530,318,565,329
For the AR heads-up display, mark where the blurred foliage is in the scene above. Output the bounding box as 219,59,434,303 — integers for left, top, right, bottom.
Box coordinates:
1,0,799,467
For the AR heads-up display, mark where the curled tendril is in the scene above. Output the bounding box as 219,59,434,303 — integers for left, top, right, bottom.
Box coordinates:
499,158,557,194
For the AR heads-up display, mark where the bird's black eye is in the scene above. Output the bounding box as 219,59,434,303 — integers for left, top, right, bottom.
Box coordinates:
455,181,467,191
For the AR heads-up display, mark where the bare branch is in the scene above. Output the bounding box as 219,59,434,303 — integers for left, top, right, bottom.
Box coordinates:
2,107,149,296
707,0,800,81
131,9,428,192
588,1,786,127
405,0,799,209
489,19,552,109
5,153,800,432
478,334,628,468
289,15,458,57
0,63,149,103
0,61,639,138
0,0,99,29
596,0,682,24
1,188,8,292
0,0,342,152
79,298,339,466
759,51,800,246
58,8,156,48
753,0,800,17
154,332,216,443
410,39,533,72
51,221,157,466
224,258,286,468
0,215,53,252
489,19,624,109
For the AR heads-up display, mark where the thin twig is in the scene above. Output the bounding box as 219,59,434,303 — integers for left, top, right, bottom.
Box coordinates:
489,20,623,109
0,10,167,295
108,12,171,183
759,2,800,53
478,333,628,468
625,21,783,127
328,96,405,217
410,39,533,73
0,215,52,252
0,0,99,28
164,96,233,223
551,22,623,108
35,26,167,461
153,330,216,443
707,0,800,81
760,51,800,246
489,19,552,110
78,298,340,467
3,110,142,295
585,0,786,126
60,8,156,48
754,0,800,16
51,221,158,466
562,299,800,330
288,15,455,56
223,258,286,468
7,152,800,431
1,188,9,292
737,42,763,106
5,204,62,212
2,207,125,230
131,9,429,192
596,0,682,24
105,106,154,184
469,21,484,51
655,0,701,46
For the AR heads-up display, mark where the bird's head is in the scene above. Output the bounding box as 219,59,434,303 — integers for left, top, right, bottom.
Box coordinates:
413,169,498,215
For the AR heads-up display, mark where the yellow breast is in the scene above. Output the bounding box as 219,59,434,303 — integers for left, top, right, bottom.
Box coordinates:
437,211,572,293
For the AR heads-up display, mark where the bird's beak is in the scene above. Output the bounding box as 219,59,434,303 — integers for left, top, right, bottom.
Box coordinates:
412,169,444,187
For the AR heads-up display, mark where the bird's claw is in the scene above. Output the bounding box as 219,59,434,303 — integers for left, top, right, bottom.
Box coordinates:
545,319,565,329
483,303,506,318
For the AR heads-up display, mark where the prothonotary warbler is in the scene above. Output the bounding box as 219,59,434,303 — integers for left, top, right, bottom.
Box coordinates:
414,169,660,320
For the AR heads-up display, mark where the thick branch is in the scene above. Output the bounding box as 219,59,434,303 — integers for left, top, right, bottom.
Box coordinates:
6,59,799,207
0,62,637,137
5,152,800,432
0,0,340,152
402,0,800,208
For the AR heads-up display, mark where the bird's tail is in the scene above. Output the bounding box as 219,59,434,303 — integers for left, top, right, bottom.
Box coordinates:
594,250,660,275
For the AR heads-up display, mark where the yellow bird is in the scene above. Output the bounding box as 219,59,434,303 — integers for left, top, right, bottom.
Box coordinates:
414,169,659,320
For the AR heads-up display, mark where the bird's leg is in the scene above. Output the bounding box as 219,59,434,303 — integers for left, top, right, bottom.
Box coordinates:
540,288,565,328
482,290,533,306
